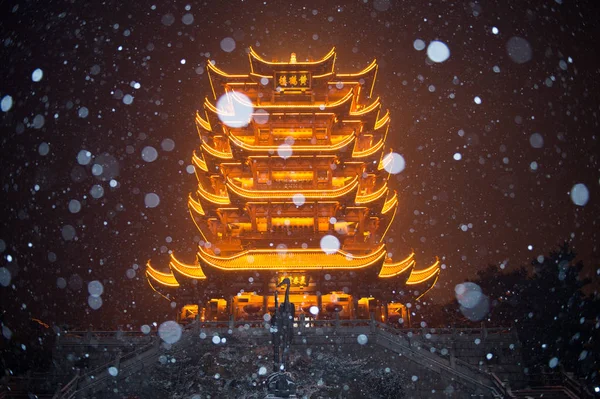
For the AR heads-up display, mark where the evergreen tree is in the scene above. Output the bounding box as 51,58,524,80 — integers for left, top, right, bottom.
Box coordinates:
472,264,527,327
515,242,590,373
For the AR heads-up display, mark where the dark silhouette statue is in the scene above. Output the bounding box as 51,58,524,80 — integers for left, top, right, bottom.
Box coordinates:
266,278,297,398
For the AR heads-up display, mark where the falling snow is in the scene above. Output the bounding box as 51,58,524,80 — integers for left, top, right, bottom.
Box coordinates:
0,1,598,397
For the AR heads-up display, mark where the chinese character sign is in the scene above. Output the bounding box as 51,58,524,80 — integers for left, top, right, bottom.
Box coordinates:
278,274,310,287
274,72,311,89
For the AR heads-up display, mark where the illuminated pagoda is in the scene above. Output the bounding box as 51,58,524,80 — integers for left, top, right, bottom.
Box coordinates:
146,48,440,323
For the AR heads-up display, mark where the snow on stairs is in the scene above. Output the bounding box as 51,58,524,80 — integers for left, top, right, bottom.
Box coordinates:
509,370,595,399
55,320,511,398
60,338,161,398
371,321,505,398
69,322,216,397
511,387,580,399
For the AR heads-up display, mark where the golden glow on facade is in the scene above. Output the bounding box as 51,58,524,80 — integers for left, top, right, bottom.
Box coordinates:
381,191,398,214
355,183,389,204
374,110,390,130
206,60,248,78
226,175,359,200
197,184,231,205
146,48,440,312
146,262,180,287
248,46,336,68
227,130,356,153
406,259,441,285
379,253,415,278
352,138,386,158
351,97,381,115
200,141,233,160
379,206,398,243
192,152,208,172
188,194,205,216
195,112,212,132
337,59,377,78
377,149,394,171
225,88,355,110
197,244,387,271
170,253,207,279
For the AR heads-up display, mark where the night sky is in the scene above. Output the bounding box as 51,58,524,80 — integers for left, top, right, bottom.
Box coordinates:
1,0,599,328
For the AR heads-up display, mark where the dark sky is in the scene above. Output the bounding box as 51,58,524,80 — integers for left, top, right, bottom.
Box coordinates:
1,0,599,328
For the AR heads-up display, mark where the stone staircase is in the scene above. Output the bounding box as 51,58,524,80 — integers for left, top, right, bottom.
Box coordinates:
369,322,505,398
511,387,579,399
50,319,504,398
48,319,594,399
509,370,595,399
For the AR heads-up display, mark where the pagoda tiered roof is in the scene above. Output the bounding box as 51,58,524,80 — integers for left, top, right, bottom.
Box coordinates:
146,249,440,299
197,244,387,271
146,262,180,287
248,47,337,76
379,253,415,278
406,259,441,285
146,47,440,305
169,253,207,280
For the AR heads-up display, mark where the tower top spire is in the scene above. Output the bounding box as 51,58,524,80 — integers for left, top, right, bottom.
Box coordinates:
289,52,297,64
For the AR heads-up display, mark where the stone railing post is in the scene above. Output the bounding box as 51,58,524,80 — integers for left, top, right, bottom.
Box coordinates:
299,313,306,334
114,350,122,370
369,312,376,334
54,329,61,350
194,318,200,335
85,328,92,345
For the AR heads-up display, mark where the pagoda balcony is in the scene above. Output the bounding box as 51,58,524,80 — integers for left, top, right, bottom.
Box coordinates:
381,191,398,215
227,174,351,191
188,194,206,216
197,243,388,271
355,182,389,205
227,131,356,154
230,224,359,240
200,140,233,160
272,90,314,103
146,261,181,288
196,184,231,206
227,88,355,114
263,87,352,105
379,253,415,279
352,133,386,159
228,128,354,144
405,259,441,300
196,129,234,162
192,151,208,172
226,175,359,201
259,181,315,190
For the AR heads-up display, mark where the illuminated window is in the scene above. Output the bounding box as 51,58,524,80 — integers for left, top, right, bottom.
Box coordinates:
315,128,328,144
256,217,267,232
258,129,270,143
317,170,329,182
317,217,330,232
257,170,269,184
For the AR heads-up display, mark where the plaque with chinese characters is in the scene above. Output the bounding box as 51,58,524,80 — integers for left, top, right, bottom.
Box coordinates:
274,71,311,89
277,274,310,287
